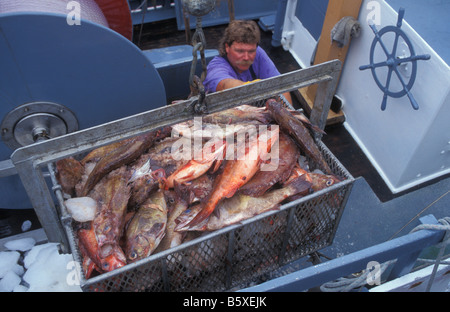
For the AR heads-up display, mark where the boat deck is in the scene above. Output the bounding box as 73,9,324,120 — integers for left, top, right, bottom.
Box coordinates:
1,18,449,278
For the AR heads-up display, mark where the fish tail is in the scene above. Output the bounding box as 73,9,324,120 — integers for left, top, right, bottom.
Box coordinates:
183,205,214,229
174,202,215,231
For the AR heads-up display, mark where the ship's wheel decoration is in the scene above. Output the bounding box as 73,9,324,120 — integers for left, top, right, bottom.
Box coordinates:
359,8,430,110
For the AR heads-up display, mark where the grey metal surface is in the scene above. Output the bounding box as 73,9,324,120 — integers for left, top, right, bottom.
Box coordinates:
1,102,79,150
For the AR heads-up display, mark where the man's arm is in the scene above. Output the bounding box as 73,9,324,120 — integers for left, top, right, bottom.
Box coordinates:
216,78,246,91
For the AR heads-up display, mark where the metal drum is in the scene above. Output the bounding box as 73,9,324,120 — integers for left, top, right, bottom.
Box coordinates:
0,0,166,208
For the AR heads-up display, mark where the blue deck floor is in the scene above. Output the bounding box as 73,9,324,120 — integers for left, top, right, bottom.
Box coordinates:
324,175,450,259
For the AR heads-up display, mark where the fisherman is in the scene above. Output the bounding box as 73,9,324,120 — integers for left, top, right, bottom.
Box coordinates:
203,20,292,103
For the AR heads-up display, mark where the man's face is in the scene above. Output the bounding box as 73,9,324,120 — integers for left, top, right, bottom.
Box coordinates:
225,42,257,74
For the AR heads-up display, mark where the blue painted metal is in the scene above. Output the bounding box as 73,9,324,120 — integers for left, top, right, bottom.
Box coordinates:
128,0,175,25
239,214,446,292
270,0,288,47
173,0,278,30
143,45,219,101
0,12,166,208
359,8,430,111
271,0,328,47
294,0,328,41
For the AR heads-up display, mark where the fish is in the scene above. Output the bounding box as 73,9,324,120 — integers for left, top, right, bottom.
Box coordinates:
283,165,341,191
80,140,127,166
266,98,332,174
55,157,84,196
200,103,325,135
124,189,167,263
142,136,189,176
175,126,280,231
80,126,172,196
166,138,226,189
89,166,130,263
201,104,272,125
172,173,215,205
154,189,188,252
171,120,257,142
238,132,300,197
293,111,327,135
176,176,312,232
283,164,310,185
127,158,167,209
78,224,126,278
308,172,342,192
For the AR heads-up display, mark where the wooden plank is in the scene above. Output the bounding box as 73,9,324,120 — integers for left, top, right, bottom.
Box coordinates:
299,0,362,125
296,87,345,125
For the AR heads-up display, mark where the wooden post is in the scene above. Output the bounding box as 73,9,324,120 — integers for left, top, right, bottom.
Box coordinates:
297,0,363,125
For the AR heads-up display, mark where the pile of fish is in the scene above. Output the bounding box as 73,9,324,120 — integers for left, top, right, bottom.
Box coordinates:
56,98,342,279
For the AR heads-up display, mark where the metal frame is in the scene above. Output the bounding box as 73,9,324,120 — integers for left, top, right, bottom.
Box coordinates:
9,60,341,253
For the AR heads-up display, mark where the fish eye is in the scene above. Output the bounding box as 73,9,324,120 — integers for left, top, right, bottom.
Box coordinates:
326,179,334,186
130,251,138,260
102,262,110,270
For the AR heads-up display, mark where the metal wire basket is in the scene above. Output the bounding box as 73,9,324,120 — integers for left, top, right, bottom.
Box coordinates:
10,61,352,291
61,138,353,292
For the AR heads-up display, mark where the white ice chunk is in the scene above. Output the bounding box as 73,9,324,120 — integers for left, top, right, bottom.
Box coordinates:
0,251,20,278
11,263,24,277
0,270,21,292
64,197,97,222
23,243,57,269
21,220,32,232
23,243,81,292
4,237,36,252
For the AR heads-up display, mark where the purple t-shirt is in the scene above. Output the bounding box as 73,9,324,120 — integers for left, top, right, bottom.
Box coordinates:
203,46,280,93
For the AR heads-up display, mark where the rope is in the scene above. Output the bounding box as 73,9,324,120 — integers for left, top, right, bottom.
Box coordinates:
413,217,450,292
319,217,450,292
320,260,396,292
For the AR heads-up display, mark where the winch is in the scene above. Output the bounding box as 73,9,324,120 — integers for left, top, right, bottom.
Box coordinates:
0,0,166,208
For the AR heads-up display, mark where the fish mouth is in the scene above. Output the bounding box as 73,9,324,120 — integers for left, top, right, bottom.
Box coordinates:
127,236,152,262
99,243,114,258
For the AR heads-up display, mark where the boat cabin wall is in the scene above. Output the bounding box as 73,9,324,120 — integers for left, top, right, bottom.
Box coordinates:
279,0,450,193
336,0,450,193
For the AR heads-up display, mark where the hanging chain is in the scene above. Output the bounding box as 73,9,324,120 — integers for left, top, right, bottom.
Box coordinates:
189,17,208,114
